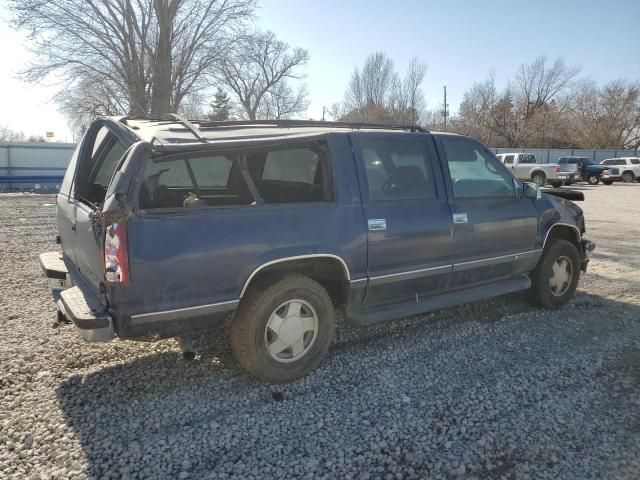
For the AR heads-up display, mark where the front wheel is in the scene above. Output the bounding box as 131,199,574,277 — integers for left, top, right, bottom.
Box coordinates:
531,172,547,187
587,174,600,185
230,274,335,383
529,239,581,309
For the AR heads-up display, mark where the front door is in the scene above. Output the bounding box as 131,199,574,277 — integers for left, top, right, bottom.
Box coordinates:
353,133,453,305
436,135,540,287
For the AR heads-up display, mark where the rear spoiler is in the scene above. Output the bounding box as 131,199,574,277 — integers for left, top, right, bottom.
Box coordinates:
541,188,584,201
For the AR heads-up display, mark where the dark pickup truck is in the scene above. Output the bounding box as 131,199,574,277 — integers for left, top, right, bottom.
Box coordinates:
40,117,595,382
557,156,620,185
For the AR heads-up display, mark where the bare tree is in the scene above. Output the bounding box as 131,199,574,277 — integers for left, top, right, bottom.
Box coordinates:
570,80,640,149
0,126,26,142
338,52,426,125
217,30,309,120
256,82,309,120
10,0,254,123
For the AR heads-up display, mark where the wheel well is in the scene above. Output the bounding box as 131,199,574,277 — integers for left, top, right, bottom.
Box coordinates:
242,257,350,308
544,225,580,250
622,170,635,177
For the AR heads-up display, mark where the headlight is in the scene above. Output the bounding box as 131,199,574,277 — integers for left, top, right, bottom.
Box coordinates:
603,169,610,175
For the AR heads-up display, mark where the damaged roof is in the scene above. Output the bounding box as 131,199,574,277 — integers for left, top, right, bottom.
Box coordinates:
115,116,428,147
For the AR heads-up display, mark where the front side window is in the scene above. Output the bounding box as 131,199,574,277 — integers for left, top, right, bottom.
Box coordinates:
441,136,515,198
361,136,437,201
520,154,536,164
602,159,614,165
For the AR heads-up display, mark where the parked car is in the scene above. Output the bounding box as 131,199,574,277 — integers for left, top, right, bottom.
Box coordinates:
39,118,595,383
557,156,619,185
495,152,572,187
600,157,640,183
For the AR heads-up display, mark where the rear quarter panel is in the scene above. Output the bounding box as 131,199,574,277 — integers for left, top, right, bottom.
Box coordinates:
111,133,367,332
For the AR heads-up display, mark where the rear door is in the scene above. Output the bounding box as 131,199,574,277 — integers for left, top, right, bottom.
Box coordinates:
436,135,540,287
353,133,453,305
70,121,134,290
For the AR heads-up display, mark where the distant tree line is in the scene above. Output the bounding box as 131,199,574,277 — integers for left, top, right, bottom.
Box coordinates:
0,126,46,142
428,57,640,150
9,1,640,149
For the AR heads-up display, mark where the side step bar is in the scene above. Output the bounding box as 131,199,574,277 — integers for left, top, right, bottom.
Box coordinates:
347,275,531,326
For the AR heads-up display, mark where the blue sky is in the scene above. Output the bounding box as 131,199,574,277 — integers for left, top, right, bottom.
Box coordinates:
0,0,638,140
258,0,640,119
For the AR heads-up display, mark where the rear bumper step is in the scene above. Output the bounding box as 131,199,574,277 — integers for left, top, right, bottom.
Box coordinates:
59,286,115,342
39,251,73,300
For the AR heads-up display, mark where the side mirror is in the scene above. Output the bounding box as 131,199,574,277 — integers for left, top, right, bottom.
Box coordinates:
523,182,542,200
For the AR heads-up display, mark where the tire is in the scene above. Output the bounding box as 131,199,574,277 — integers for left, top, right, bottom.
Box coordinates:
587,174,600,185
563,179,572,186
230,274,336,383
529,239,581,309
602,180,613,185
622,171,635,183
550,180,563,188
531,172,546,187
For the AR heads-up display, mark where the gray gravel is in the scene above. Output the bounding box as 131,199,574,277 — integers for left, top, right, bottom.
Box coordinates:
1,187,639,479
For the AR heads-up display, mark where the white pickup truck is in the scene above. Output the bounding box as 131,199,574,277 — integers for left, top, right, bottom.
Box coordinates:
496,153,572,187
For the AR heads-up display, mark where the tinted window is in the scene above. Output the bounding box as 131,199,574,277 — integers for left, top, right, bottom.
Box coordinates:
442,136,515,198
361,137,436,201
520,154,536,164
189,156,232,187
249,145,331,204
261,149,318,185
93,140,127,187
631,159,640,165
602,159,614,165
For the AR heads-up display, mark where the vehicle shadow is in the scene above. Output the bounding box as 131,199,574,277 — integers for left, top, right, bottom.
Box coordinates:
54,289,640,478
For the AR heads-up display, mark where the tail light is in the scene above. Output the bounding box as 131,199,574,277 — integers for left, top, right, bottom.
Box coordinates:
104,223,129,284
555,165,561,173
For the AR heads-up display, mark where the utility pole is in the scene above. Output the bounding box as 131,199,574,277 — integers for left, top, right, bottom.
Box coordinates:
322,106,326,122
443,85,448,132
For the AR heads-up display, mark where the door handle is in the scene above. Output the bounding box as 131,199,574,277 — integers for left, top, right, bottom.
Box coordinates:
452,213,468,224
368,219,387,231
70,220,76,231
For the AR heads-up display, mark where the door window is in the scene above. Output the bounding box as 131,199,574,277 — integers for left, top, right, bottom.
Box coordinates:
441,136,515,198
503,155,514,164
361,137,437,201
631,159,640,165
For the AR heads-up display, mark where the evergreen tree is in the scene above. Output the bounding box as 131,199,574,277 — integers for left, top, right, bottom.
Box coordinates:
208,88,232,121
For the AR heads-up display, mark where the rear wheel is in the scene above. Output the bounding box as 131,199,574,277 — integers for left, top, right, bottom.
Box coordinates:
230,274,335,383
587,174,600,185
529,239,581,309
531,172,547,187
602,180,613,185
550,180,563,188
622,171,635,183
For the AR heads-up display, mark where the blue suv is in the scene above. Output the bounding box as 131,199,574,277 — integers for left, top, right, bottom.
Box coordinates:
40,117,595,382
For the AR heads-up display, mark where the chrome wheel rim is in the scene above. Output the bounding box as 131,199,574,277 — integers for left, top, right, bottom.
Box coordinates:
533,174,545,186
264,299,319,363
549,256,573,297
623,172,633,182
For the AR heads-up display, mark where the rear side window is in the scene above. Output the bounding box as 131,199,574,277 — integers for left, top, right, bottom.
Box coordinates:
361,136,437,201
503,155,514,164
631,159,640,165
138,142,332,209
520,154,536,164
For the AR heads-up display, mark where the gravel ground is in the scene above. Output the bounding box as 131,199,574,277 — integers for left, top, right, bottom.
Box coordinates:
1,185,639,479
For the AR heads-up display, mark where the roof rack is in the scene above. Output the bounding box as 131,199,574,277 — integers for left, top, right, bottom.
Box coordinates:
192,119,429,133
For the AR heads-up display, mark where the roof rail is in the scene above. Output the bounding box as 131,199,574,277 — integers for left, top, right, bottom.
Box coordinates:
193,119,429,133
161,113,207,142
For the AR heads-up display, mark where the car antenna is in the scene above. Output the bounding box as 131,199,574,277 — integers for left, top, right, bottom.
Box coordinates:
161,113,207,142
